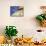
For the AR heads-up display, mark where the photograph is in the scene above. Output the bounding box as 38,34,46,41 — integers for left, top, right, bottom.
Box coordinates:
10,6,24,17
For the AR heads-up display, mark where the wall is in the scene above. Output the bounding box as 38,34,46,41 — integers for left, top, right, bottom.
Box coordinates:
0,0,46,41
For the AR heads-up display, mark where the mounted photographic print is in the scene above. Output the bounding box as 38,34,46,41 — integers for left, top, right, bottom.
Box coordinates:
10,6,24,17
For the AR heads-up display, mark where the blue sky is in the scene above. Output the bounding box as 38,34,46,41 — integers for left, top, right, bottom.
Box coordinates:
10,6,20,16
